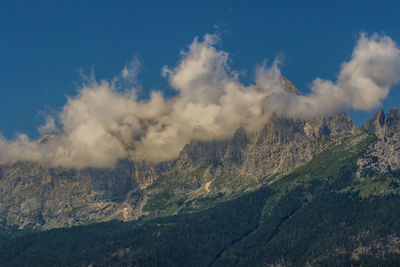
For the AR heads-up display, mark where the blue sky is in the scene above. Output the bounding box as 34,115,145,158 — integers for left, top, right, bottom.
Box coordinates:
1,0,400,139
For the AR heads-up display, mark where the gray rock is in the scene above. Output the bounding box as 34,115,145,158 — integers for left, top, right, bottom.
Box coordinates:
358,108,400,178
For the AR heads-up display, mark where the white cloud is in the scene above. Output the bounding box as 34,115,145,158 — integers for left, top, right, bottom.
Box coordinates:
1,33,399,168
38,116,59,135
260,33,400,119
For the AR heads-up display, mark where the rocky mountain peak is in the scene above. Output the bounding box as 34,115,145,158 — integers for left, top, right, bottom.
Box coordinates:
363,109,386,136
253,76,300,95
280,76,301,95
385,108,400,133
363,108,400,137
358,108,400,178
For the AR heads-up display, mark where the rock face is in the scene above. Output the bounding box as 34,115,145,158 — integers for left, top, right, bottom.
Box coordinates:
358,108,400,178
363,109,400,137
0,112,366,230
0,161,149,229
175,113,359,178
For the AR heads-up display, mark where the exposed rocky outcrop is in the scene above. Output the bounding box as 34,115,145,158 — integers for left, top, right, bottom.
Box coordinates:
363,109,400,137
358,108,400,178
175,113,359,178
0,161,148,229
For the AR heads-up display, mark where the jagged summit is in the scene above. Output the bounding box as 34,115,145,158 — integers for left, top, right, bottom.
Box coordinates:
362,108,400,137
357,108,400,178
280,76,300,95
253,76,301,95
363,109,385,135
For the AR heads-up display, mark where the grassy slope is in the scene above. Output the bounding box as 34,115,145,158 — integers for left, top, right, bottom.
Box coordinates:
1,133,400,266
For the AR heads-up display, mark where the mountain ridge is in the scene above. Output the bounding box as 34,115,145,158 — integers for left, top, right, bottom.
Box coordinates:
0,109,399,230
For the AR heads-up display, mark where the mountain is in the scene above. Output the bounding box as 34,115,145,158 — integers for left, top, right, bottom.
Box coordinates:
0,109,400,265
0,112,360,230
358,108,400,176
